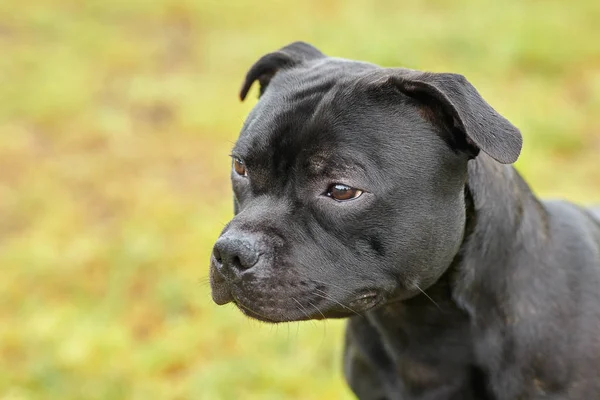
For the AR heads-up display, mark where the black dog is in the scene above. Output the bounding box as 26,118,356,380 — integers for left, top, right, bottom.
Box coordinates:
209,42,600,399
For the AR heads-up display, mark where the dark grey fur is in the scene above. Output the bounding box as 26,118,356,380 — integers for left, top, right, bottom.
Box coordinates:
209,42,600,399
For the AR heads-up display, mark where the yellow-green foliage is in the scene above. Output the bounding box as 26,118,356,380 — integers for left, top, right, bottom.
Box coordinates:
1,1,599,399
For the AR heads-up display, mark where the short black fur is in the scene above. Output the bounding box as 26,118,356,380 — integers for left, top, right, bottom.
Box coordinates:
210,42,600,400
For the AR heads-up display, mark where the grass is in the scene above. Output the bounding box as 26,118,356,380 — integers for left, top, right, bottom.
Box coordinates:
0,0,599,399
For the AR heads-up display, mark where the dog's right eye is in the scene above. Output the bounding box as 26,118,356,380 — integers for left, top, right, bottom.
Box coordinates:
326,184,363,202
233,158,247,177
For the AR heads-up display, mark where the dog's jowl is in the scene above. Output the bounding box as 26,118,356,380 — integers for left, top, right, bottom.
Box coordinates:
209,42,600,400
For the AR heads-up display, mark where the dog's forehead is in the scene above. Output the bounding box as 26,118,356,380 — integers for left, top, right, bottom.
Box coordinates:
235,58,380,158
231,59,442,194
235,105,373,190
235,108,373,188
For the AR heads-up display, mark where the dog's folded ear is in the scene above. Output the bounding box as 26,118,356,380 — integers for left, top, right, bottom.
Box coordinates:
390,71,522,164
240,41,326,101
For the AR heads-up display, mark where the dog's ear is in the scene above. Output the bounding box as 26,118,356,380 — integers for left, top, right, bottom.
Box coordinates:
240,41,326,101
390,71,522,164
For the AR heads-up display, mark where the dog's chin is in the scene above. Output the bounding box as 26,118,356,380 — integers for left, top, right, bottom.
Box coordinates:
232,299,296,323
229,290,385,324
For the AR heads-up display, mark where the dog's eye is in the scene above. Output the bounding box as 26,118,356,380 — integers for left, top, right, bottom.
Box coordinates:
326,184,363,201
233,158,247,177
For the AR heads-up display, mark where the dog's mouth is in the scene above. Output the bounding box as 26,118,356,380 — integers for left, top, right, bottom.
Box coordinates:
211,278,384,323
209,255,386,322
231,292,383,323
232,297,285,323
348,292,382,311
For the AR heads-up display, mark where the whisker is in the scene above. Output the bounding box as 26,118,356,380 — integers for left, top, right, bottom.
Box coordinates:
307,300,328,343
415,283,442,311
312,289,363,317
292,297,311,319
198,277,211,288
292,297,317,328
307,300,327,321
236,301,281,322
292,270,357,297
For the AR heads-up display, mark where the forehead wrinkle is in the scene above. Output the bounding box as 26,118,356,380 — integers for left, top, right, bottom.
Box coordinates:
235,99,280,160
304,149,373,182
236,62,367,161
301,102,388,186
308,79,368,137
236,101,326,197
235,64,384,188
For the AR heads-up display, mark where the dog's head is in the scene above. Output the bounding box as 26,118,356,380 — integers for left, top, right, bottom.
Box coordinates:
209,42,521,323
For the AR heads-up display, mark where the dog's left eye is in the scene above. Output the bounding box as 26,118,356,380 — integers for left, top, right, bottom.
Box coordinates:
326,184,363,201
233,158,247,177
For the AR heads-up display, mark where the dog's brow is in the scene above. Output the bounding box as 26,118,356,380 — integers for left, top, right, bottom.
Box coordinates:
307,156,328,175
305,153,369,179
231,141,253,162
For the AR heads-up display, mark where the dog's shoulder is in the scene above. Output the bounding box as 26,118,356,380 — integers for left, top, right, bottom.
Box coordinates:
543,199,600,236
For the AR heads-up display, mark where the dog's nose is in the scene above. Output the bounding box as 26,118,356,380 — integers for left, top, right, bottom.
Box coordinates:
212,235,260,277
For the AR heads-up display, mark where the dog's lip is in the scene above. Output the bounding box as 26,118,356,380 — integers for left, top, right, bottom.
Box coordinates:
209,258,234,305
230,294,286,323
347,291,382,311
211,284,233,305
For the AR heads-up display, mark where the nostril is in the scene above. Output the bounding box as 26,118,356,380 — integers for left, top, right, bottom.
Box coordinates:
214,236,261,273
231,255,243,270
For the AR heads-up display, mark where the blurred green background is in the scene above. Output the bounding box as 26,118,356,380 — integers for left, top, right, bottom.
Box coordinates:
1,0,599,399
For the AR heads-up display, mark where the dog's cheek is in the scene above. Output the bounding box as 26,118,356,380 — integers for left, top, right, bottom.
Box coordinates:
233,197,239,215
368,235,386,257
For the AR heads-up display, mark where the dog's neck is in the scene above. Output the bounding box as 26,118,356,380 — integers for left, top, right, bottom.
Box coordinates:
453,153,549,317
366,153,549,360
